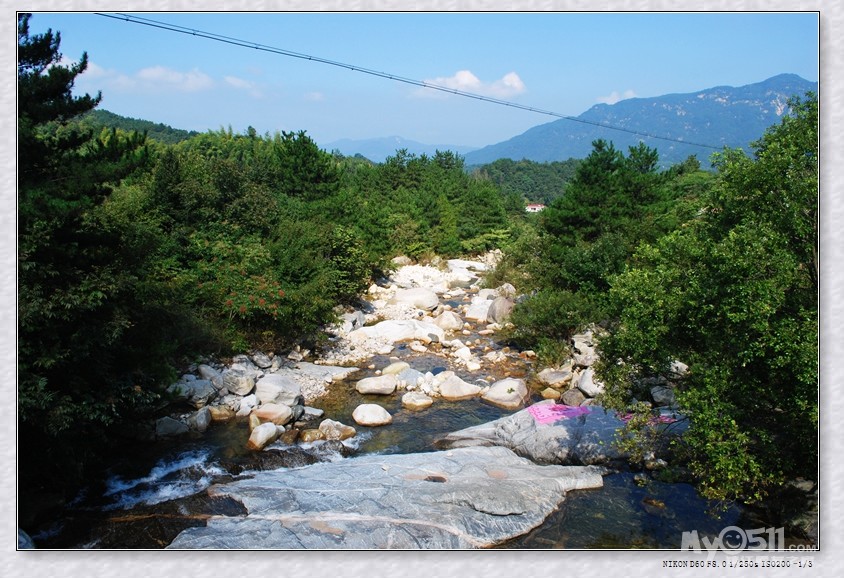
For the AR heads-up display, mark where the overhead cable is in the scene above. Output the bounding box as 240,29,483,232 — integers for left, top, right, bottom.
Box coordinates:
96,12,722,151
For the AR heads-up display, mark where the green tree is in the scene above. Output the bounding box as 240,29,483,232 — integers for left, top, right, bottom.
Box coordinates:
18,14,155,488
599,93,818,504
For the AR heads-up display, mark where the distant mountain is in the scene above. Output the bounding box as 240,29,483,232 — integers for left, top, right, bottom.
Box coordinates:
463,74,818,168
79,110,200,144
324,135,478,163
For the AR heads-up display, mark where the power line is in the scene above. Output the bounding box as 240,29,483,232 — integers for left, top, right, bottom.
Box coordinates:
96,12,723,151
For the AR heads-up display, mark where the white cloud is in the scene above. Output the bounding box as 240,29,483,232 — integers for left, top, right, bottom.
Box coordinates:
136,66,213,92
597,89,637,105
224,75,263,98
304,91,326,102
415,70,526,99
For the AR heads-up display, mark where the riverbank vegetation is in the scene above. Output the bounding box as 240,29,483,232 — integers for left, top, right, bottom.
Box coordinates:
17,13,817,512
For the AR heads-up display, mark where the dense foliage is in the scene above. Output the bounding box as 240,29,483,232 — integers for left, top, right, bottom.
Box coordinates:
17,15,817,514
16,16,524,494
505,140,709,361
470,157,582,205
599,95,818,504
79,109,200,144
501,95,817,505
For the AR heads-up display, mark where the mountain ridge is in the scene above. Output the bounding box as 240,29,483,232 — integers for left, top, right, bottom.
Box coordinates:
463,73,818,167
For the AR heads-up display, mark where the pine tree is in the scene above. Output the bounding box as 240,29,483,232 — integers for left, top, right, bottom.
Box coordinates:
18,14,151,490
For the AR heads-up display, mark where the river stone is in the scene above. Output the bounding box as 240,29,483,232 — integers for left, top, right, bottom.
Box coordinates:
651,384,677,407
348,320,445,345
390,287,440,311
197,364,224,389
381,361,410,375
167,379,218,409
222,368,256,396
482,378,528,410
396,367,424,388
540,387,561,400
166,446,604,549
447,258,489,272
236,394,258,417
437,371,482,401
303,406,324,419
433,310,464,331
560,388,586,407
247,422,280,451
251,352,274,369
355,374,398,395
437,401,630,465
300,429,325,443
402,391,434,411
255,374,302,406
464,299,493,323
537,367,573,388
495,283,517,298
279,428,300,445
576,367,604,397
189,407,212,432
155,416,189,438
352,404,393,426
487,297,514,324
253,403,294,426
208,406,236,421
319,419,356,441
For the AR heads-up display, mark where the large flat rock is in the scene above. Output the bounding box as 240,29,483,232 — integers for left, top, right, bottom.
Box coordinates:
436,402,628,465
167,446,603,549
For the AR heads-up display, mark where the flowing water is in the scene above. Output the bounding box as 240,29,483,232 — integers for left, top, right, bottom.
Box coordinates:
26,284,753,549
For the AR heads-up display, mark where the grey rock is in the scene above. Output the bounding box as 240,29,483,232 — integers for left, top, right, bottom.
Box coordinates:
437,372,482,401
222,368,256,397
402,391,434,410
560,388,586,407
189,407,212,433
352,403,393,426
650,384,676,407
303,406,325,419
247,422,281,451
464,299,493,323
167,379,218,408
437,402,627,465
255,374,302,406
433,310,464,331
355,374,398,395
537,367,573,388
155,416,189,438
487,297,514,324
197,364,224,389
167,446,603,549
481,378,528,410
251,352,274,369
389,287,440,311
576,367,604,397
495,283,517,298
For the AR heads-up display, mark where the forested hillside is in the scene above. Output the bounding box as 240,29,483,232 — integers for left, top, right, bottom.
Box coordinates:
79,109,200,144
470,157,582,205
17,13,817,512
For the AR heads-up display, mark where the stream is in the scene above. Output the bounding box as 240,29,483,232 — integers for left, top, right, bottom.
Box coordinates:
25,259,763,549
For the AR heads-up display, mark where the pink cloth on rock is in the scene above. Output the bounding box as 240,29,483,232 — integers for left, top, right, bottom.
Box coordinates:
527,404,591,425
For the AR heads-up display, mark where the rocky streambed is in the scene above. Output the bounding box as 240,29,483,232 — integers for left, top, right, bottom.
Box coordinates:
25,254,764,550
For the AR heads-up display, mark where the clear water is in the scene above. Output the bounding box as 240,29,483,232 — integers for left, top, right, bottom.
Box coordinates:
29,328,739,548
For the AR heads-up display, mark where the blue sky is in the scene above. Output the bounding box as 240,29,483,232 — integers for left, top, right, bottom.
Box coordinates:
30,11,819,148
